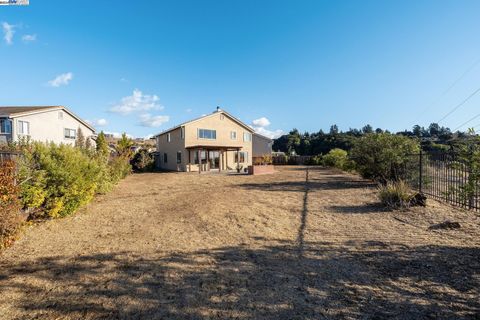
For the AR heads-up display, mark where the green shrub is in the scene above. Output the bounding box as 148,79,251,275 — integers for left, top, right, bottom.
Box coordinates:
378,180,413,209
350,133,419,182
18,142,132,218
322,148,355,171
0,160,21,248
109,156,132,182
131,149,155,172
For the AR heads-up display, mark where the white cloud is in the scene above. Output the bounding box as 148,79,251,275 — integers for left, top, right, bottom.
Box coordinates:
110,89,162,115
139,113,170,128
22,34,36,43
143,134,155,140
2,22,14,45
86,118,108,127
47,72,73,87
254,127,284,139
120,77,128,83
252,117,271,127
251,116,283,138
186,108,192,113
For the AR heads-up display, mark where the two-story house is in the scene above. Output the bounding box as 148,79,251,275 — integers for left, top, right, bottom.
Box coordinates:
155,108,256,172
0,106,96,145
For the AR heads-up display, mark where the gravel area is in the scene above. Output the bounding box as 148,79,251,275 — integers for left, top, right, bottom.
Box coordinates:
0,166,479,319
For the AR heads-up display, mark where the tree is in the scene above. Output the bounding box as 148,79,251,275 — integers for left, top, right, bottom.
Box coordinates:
96,131,109,156
116,133,133,157
286,129,301,154
362,124,373,134
412,125,423,138
329,124,339,135
350,133,420,182
428,123,440,137
75,128,85,149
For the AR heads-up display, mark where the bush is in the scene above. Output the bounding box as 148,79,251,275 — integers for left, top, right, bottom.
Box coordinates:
378,180,413,209
322,148,346,169
0,160,21,248
350,133,420,182
18,142,132,218
131,149,155,172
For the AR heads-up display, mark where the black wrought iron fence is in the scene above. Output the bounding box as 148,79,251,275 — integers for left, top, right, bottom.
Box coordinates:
402,152,479,212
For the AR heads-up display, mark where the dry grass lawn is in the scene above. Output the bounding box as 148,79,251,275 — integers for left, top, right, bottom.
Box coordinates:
0,166,479,319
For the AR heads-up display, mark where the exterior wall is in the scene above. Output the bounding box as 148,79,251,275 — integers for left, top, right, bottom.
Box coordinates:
252,134,273,157
156,127,186,171
184,112,253,170
11,109,95,145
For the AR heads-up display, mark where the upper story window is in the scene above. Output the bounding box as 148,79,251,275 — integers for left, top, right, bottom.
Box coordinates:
198,129,216,140
220,114,225,120
243,132,252,142
181,127,185,139
167,133,171,142
64,128,77,139
58,112,64,120
0,119,12,134
230,131,237,140
18,120,30,135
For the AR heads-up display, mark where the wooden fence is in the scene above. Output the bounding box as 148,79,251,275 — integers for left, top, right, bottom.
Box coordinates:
271,155,313,165
0,151,21,164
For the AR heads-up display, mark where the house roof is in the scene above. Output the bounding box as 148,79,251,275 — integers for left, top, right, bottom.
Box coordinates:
154,109,255,137
0,106,95,133
253,132,273,142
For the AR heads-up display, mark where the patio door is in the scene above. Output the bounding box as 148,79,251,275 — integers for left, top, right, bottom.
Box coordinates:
208,150,220,170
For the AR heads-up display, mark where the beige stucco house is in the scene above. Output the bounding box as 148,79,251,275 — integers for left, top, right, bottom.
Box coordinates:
0,106,95,145
155,108,272,172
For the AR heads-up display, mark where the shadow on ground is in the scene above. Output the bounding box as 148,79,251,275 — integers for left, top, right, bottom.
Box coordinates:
0,241,479,319
239,167,377,193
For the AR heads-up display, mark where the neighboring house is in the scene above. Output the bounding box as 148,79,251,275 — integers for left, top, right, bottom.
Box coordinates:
0,106,95,145
155,107,255,172
252,133,273,157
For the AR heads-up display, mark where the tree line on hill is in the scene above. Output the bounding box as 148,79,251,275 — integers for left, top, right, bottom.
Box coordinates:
272,123,473,156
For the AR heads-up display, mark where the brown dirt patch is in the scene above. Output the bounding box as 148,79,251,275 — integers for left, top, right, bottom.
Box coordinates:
0,166,479,319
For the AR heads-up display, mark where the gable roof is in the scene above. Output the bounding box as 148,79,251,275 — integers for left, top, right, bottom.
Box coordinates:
253,132,273,142
154,109,255,137
0,106,96,133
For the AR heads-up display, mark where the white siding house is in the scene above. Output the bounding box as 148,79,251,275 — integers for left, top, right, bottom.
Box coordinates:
0,106,95,145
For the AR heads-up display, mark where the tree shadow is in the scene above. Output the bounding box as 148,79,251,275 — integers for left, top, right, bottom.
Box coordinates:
0,241,478,319
239,168,376,193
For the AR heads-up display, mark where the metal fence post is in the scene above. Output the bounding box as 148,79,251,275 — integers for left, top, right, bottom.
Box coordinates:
419,150,423,193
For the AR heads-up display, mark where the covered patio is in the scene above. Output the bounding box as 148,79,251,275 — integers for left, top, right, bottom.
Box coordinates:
185,145,245,173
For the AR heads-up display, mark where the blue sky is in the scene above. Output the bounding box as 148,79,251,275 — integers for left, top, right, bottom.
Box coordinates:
1,1,480,138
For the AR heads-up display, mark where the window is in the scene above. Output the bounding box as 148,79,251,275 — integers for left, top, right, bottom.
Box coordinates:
177,151,182,164
220,114,225,120
230,131,237,140
194,150,207,164
64,128,76,139
0,119,12,134
163,152,168,163
167,133,171,142
58,112,63,120
198,129,216,139
235,151,248,163
18,120,30,135
181,127,185,139
243,132,252,142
